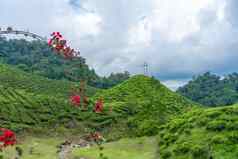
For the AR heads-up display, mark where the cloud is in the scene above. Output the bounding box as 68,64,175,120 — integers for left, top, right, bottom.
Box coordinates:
162,79,190,91
1,0,238,90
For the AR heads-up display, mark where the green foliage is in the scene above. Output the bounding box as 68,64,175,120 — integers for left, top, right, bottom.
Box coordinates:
0,66,131,137
96,72,130,89
0,64,108,133
0,63,98,98
158,104,238,159
0,86,76,132
177,72,238,106
0,37,129,89
93,75,198,137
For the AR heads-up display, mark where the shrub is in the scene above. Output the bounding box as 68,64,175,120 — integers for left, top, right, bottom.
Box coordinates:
191,145,211,159
173,142,191,155
211,135,228,144
206,120,227,131
161,150,172,159
228,132,238,144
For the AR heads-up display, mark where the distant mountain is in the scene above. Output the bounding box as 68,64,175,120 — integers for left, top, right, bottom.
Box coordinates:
158,104,238,158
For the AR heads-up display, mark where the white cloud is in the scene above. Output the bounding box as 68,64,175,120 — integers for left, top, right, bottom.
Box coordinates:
162,79,190,91
52,12,102,38
1,0,238,88
129,18,152,47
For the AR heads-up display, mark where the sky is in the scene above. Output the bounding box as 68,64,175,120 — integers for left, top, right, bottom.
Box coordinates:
0,0,238,90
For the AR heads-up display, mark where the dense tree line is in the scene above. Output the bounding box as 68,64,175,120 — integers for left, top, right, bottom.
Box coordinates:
177,72,238,106
0,37,129,88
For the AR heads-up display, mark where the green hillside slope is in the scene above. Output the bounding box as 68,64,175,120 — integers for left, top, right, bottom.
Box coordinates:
0,64,98,98
0,86,79,132
93,75,199,136
0,64,121,135
158,104,238,159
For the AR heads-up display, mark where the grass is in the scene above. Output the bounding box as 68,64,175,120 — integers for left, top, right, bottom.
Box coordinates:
2,136,63,159
2,136,157,159
72,137,157,159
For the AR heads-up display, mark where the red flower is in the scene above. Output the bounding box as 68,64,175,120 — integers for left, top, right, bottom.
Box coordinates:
94,99,104,113
63,47,74,59
48,32,80,60
0,128,16,149
70,95,81,107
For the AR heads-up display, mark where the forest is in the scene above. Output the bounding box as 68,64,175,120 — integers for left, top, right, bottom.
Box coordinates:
177,72,238,106
0,37,130,89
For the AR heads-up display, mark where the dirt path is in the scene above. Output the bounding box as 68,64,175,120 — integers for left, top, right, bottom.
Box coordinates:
58,139,91,159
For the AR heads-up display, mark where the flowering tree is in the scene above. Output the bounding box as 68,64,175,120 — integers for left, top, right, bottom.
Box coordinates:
49,32,88,109
49,32,107,158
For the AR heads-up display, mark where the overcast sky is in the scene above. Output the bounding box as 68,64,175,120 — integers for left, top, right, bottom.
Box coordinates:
1,0,238,90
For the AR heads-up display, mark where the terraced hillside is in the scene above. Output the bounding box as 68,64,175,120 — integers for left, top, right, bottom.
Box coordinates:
158,104,238,159
0,86,79,132
0,72,199,140
0,64,122,135
0,64,98,98
93,75,199,136
0,85,116,134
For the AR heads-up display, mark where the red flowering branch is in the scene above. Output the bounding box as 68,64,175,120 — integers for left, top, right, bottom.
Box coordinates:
94,99,104,113
48,32,107,159
70,95,81,107
48,32,80,59
0,128,16,149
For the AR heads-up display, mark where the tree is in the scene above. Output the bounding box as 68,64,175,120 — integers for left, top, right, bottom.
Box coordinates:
177,72,238,106
0,37,129,89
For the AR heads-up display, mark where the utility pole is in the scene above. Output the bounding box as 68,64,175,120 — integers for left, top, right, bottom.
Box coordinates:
143,62,149,76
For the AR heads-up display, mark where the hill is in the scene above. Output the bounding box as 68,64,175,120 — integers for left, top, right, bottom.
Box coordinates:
93,75,199,136
157,104,238,159
0,63,130,137
0,37,130,89
0,83,116,135
177,72,238,106
0,85,86,132
0,63,102,133
0,63,98,98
